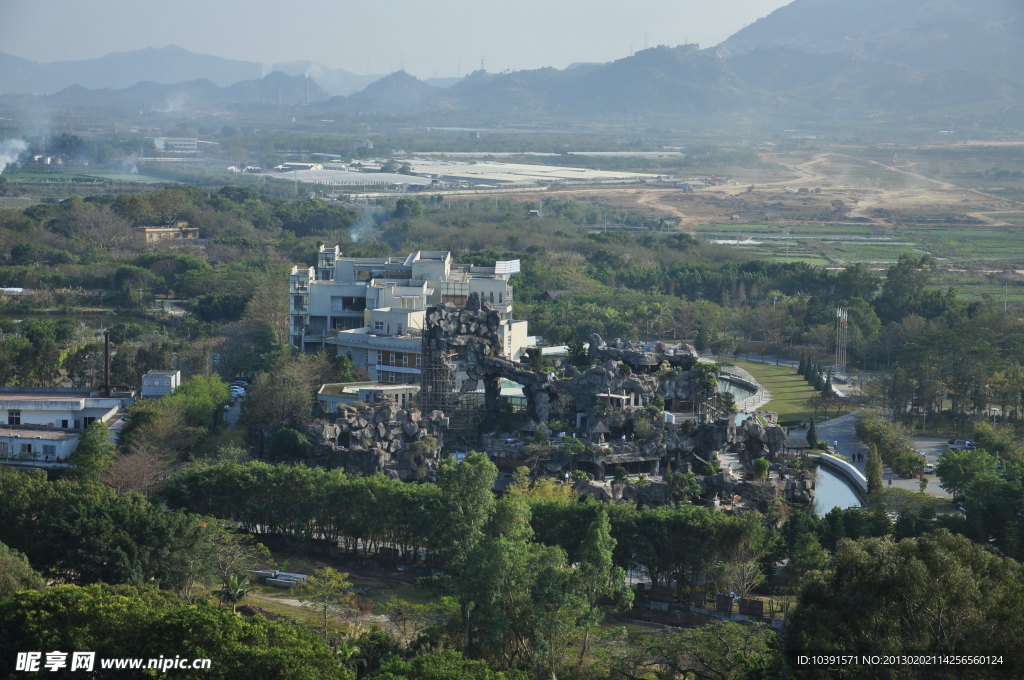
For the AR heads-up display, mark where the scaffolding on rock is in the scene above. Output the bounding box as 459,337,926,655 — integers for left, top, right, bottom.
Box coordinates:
419,333,479,449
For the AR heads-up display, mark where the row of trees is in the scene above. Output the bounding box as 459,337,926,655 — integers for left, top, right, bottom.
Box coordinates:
160,457,771,600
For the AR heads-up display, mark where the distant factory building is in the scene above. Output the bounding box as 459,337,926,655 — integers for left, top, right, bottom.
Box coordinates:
275,162,324,171
353,140,373,150
145,137,199,152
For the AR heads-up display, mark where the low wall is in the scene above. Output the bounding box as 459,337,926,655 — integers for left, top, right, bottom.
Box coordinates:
719,366,769,411
817,452,869,503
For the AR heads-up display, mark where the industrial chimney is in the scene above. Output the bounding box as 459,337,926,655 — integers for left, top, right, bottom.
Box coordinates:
103,332,111,397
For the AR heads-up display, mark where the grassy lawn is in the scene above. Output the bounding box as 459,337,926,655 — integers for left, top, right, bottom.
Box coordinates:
731,360,826,425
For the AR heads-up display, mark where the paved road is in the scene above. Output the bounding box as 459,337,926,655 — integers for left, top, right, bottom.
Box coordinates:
223,397,242,429
811,412,952,500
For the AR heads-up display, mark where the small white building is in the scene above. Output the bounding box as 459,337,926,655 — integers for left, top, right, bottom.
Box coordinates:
141,370,181,398
0,428,79,462
317,381,421,413
0,388,127,430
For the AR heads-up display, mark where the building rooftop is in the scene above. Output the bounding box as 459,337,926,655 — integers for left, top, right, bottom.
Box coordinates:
319,381,420,396
0,427,80,441
0,394,88,403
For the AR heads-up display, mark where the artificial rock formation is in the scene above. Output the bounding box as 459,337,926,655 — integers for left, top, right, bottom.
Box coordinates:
588,334,699,368
306,399,448,480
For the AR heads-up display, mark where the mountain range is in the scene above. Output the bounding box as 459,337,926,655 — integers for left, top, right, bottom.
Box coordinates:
0,45,381,97
718,0,1024,78
324,45,1023,126
1,0,1022,128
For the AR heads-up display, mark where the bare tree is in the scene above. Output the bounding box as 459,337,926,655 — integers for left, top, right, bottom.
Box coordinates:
803,324,835,362
243,280,289,347
150,188,193,225
100,438,175,498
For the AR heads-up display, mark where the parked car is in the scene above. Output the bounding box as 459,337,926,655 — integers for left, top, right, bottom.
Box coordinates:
947,439,975,450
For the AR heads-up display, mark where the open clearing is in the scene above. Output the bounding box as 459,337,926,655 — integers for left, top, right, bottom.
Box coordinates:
487,148,1024,302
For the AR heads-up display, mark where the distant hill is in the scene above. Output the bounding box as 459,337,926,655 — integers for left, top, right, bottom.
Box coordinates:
3,0,1023,132
27,71,330,110
320,46,1024,125
717,0,1024,78
0,45,380,96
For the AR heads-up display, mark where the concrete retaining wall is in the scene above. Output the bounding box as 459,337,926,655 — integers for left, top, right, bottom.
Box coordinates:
818,452,868,503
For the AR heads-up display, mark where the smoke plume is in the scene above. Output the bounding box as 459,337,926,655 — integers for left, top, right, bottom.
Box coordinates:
0,139,28,175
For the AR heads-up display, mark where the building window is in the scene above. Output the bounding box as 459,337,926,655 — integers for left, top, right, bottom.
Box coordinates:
489,292,494,303
0,443,7,454
402,297,418,309
61,420,68,428
7,410,19,426
386,323,391,335
498,292,503,303
43,445,56,456
83,417,96,427
374,321,385,331
388,352,396,366
20,443,31,454
397,323,403,335
415,354,421,369
402,353,409,367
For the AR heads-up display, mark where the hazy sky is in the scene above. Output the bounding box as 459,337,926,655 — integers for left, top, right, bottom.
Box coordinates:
0,0,789,77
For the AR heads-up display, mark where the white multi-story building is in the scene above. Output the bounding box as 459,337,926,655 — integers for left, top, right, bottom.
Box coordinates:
0,387,134,466
290,248,529,382
0,388,127,430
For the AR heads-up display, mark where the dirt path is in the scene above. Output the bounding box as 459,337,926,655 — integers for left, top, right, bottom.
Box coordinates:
634,190,694,225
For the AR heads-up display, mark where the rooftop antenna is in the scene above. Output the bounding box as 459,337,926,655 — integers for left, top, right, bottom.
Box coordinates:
481,57,485,72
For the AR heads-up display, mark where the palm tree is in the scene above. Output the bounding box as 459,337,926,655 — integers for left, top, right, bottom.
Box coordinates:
216,574,253,614
634,303,652,341
335,642,366,673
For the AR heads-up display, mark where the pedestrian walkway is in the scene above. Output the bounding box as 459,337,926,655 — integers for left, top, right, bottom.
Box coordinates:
719,364,772,411
814,411,951,500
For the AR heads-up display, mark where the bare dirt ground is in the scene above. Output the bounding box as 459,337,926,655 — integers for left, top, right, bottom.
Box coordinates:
496,152,1021,230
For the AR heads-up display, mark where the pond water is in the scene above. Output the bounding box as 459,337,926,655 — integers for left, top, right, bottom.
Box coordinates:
718,377,756,401
812,466,863,516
